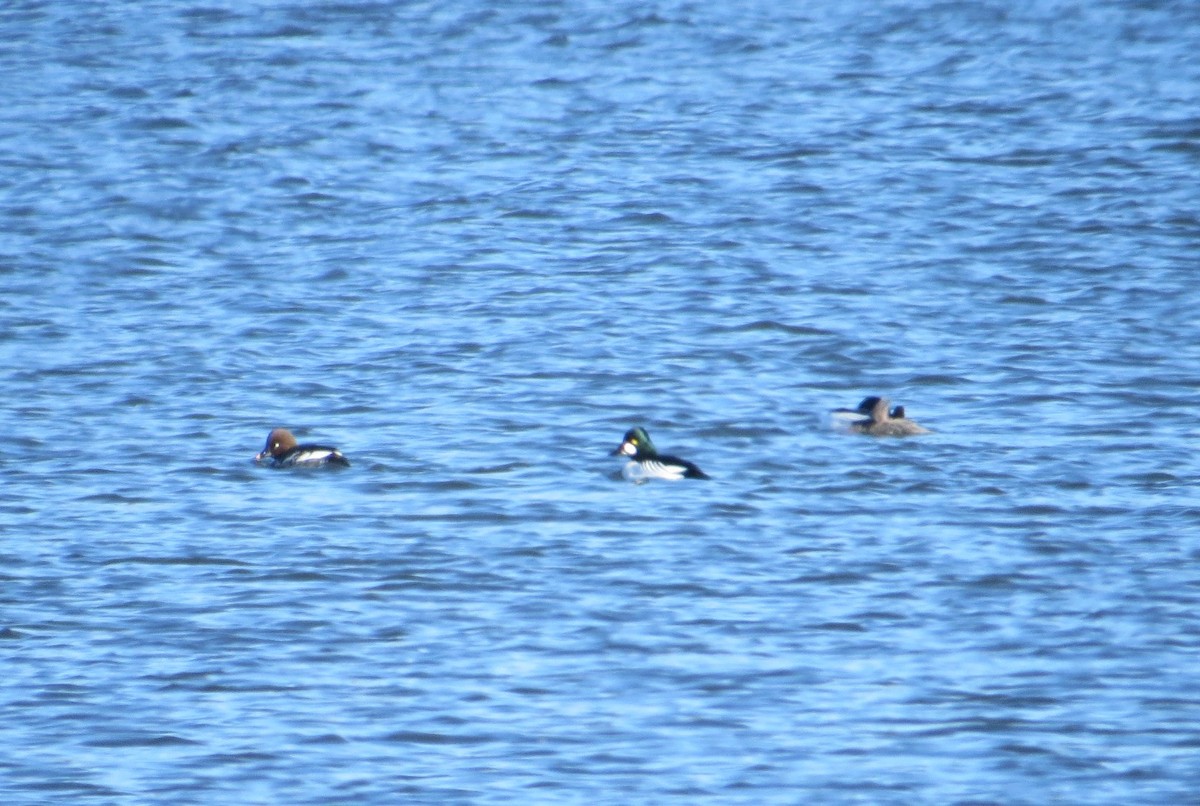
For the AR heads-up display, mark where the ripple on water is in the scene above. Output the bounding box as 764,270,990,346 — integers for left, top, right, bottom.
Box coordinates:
3,1,1200,804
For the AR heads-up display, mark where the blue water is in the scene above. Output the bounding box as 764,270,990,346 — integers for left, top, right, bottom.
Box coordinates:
3,1,1200,803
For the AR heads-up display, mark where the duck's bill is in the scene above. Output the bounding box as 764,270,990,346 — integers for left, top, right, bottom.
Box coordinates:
254,451,268,462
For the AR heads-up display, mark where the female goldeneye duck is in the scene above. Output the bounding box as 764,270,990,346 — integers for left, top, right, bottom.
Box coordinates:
829,396,906,429
254,427,350,468
849,397,931,436
612,426,709,482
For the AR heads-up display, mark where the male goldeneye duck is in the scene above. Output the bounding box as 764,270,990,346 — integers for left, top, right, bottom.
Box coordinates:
849,398,931,436
612,426,709,482
254,427,350,468
829,396,906,430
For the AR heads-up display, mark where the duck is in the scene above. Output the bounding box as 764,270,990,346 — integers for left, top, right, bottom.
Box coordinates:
613,426,709,482
828,396,907,430
254,428,350,468
848,397,930,436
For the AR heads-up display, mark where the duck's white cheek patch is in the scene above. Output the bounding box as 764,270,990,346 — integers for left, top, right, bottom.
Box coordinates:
621,442,637,456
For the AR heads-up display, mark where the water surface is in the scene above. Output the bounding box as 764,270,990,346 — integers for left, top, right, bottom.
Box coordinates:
2,1,1199,803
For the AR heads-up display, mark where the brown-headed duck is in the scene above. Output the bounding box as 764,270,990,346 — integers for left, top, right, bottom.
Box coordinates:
254,428,350,468
849,398,930,436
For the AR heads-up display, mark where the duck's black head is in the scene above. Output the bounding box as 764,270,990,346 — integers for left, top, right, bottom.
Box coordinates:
614,426,656,458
